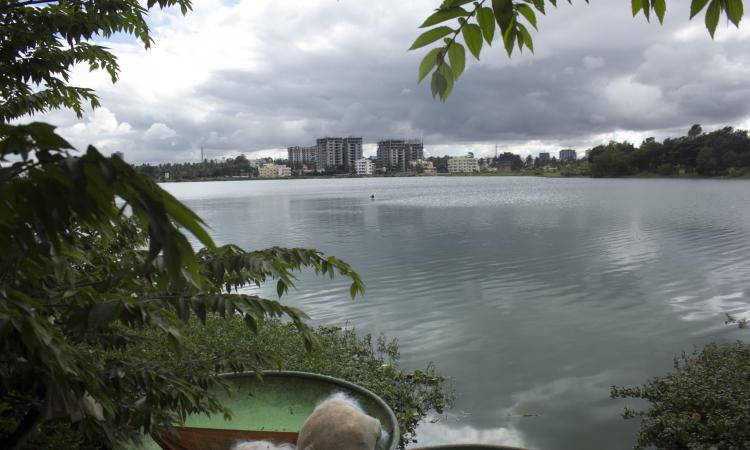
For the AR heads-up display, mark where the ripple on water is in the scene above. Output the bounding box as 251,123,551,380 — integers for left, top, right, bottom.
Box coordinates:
168,177,750,450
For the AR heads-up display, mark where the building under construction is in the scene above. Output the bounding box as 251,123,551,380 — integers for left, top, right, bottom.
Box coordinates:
287,146,317,167
376,139,424,173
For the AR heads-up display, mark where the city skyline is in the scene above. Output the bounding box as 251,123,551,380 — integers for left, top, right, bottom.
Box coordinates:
35,1,750,165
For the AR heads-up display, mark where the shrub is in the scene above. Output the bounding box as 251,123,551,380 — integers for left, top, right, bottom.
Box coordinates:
611,342,750,449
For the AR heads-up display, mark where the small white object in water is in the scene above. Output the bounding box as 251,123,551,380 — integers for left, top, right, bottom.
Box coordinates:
297,392,388,450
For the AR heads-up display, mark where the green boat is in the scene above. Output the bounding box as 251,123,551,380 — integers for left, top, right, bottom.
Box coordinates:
146,371,399,450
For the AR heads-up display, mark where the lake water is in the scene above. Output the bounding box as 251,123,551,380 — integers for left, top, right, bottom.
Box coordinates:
162,176,750,450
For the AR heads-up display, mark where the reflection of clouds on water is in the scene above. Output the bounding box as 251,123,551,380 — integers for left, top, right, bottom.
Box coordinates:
669,292,749,322
408,421,524,449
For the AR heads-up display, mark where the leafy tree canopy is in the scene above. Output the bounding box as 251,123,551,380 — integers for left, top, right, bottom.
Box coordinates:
0,1,368,449
412,0,745,101
0,124,364,448
0,0,191,121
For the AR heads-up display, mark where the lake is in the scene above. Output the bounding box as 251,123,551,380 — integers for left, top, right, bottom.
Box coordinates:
162,176,750,450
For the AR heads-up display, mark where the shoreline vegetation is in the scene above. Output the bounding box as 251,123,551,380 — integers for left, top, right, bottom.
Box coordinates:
2,318,452,450
149,170,750,183
137,124,750,182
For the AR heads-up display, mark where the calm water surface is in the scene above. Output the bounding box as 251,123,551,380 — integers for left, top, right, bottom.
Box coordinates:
162,177,750,450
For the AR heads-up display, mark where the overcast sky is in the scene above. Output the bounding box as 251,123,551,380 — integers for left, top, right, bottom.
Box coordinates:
38,0,750,163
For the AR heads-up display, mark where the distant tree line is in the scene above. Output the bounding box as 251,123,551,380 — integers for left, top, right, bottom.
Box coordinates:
135,154,261,180
585,125,750,178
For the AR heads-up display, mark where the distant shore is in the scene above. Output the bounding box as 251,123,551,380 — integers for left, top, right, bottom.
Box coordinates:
155,171,750,183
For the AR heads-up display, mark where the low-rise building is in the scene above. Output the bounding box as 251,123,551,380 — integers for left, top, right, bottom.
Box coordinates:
447,156,479,173
409,159,437,175
354,158,374,175
259,164,291,178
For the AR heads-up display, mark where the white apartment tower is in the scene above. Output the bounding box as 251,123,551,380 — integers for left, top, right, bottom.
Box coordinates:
316,137,363,171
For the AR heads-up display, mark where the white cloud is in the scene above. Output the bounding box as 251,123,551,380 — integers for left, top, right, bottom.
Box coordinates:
583,55,605,70
144,122,177,140
26,1,750,163
57,107,134,155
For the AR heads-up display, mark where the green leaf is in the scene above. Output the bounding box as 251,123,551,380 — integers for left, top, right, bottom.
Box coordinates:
632,0,644,16
705,0,721,38
653,0,666,23
418,47,443,83
690,0,711,19
438,63,454,101
462,23,483,59
430,71,448,99
502,20,517,56
492,0,515,32
516,4,538,29
641,0,651,21
517,23,534,53
726,0,743,26
420,7,470,28
532,0,546,14
447,42,466,80
409,26,455,50
477,7,496,44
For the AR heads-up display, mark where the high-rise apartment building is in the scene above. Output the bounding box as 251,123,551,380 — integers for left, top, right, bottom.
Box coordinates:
538,152,550,163
287,146,317,167
376,140,424,173
559,149,577,162
316,137,363,170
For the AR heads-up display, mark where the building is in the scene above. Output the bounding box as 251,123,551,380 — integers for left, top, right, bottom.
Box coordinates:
354,158,374,175
287,146,317,167
559,149,577,162
376,139,424,173
409,159,437,175
112,151,124,161
447,156,479,173
539,152,550,163
498,160,513,172
258,164,291,178
316,137,363,171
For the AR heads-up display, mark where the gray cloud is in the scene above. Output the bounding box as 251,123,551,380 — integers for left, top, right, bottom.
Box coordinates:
35,1,750,162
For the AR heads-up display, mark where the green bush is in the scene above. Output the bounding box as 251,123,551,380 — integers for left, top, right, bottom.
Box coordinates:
611,342,750,449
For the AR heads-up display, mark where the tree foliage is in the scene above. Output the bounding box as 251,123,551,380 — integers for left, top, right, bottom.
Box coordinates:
585,125,750,177
0,121,364,449
413,0,745,101
0,1,370,448
0,0,192,121
611,342,750,449
136,155,260,181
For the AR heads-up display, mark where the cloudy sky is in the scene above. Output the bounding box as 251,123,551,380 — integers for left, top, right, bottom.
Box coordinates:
38,0,750,163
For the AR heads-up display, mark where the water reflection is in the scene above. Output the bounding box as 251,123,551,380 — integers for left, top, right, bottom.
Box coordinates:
408,421,524,448
162,177,750,450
